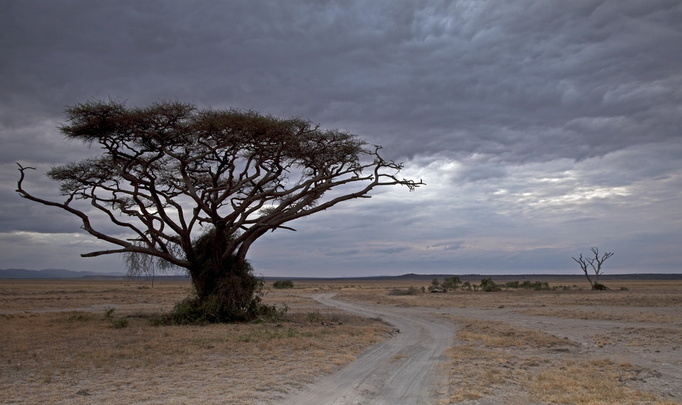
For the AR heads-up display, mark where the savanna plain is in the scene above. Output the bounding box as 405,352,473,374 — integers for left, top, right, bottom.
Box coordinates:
1,276,680,404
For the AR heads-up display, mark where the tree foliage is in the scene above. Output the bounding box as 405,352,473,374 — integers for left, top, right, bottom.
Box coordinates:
272,280,294,289
16,100,423,322
442,276,462,291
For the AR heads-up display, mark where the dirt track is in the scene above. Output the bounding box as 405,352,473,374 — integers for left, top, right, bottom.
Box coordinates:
280,293,457,404
280,292,682,405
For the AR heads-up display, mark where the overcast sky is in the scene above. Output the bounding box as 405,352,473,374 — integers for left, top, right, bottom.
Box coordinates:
1,0,681,277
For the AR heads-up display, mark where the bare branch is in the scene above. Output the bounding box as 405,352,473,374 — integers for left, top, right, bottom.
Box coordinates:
573,247,614,289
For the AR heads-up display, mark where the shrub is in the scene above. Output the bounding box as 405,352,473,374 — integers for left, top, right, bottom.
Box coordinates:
273,280,295,289
388,286,422,296
480,278,501,292
504,280,551,290
443,276,462,291
150,283,288,326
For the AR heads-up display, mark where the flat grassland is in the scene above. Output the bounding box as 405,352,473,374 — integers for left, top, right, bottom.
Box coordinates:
1,277,680,404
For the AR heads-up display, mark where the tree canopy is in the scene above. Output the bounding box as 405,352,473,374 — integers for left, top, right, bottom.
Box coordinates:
16,100,423,321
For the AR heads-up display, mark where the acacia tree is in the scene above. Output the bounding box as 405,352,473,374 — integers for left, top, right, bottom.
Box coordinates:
16,100,423,322
572,247,614,290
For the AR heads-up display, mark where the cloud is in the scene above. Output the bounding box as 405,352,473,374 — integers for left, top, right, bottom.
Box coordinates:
1,0,680,275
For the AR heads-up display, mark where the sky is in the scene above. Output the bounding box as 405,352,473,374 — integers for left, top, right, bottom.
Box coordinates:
1,0,681,277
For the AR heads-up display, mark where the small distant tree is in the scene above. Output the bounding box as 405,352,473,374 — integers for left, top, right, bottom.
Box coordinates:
572,247,614,290
480,277,500,292
428,278,445,292
442,276,462,291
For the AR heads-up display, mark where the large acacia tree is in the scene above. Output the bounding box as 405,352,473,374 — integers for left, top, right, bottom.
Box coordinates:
16,100,422,322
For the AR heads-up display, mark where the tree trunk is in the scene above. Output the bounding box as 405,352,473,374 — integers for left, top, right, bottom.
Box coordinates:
184,255,262,322
179,229,264,323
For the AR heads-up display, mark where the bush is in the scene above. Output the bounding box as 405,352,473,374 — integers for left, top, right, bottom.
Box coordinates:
442,276,462,291
149,276,288,325
388,286,422,296
480,278,501,292
150,296,288,326
273,280,295,289
504,280,551,290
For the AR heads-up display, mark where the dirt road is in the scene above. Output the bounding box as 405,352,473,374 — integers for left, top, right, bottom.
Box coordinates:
281,293,682,405
280,293,457,405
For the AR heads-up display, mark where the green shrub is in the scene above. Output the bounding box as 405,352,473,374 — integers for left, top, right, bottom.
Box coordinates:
150,290,288,326
388,286,422,296
480,278,501,292
442,276,462,291
273,280,295,289
504,280,551,290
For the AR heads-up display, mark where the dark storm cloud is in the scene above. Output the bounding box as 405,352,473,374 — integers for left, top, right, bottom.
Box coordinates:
3,1,680,160
1,0,680,274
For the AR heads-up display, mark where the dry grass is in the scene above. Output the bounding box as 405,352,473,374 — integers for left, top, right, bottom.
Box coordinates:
434,279,682,404
335,279,682,310
529,358,678,405
440,346,524,402
441,339,678,405
0,280,389,405
0,279,189,313
521,307,680,324
593,326,682,348
1,277,680,404
448,316,574,349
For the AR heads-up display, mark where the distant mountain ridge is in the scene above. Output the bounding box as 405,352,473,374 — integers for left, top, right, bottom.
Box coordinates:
0,268,125,279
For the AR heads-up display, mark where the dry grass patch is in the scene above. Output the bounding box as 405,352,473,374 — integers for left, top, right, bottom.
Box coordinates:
449,316,575,349
594,326,682,348
0,279,190,313
441,331,676,404
0,281,390,405
529,358,678,405
440,346,541,403
522,307,679,324
337,279,682,311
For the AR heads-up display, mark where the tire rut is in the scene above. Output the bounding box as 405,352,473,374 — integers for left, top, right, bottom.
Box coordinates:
279,293,457,405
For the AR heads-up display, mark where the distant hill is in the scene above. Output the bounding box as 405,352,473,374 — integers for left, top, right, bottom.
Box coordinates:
2,269,680,281
263,273,682,282
0,268,125,279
